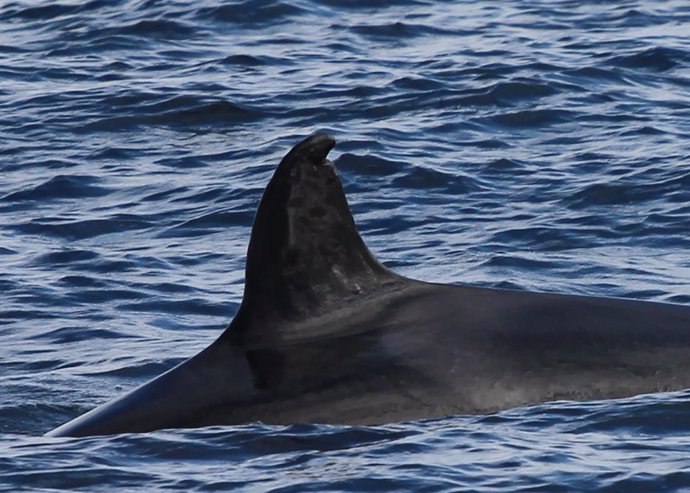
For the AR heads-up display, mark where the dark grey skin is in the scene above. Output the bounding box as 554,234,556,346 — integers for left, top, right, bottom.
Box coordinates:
47,135,690,437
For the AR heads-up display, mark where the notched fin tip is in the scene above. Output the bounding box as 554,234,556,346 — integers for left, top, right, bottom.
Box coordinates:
297,134,336,164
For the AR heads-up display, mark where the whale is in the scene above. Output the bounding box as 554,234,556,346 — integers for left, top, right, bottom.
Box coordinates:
48,134,690,438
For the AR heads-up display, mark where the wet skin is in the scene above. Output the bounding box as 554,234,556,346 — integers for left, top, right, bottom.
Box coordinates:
48,135,690,437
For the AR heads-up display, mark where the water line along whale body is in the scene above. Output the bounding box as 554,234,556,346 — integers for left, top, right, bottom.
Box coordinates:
48,134,690,437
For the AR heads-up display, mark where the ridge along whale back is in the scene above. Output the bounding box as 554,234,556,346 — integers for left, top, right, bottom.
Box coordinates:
224,134,403,346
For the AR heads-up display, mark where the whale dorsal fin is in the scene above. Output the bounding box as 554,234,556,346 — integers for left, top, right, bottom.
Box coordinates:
225,134,400,345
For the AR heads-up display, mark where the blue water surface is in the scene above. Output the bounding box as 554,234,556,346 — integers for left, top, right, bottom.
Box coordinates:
2,0,690,491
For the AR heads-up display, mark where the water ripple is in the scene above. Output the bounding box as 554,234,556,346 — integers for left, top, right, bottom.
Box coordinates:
2,0,690,491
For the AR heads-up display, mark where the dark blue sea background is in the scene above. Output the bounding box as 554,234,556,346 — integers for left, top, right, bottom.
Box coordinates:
2,0,690,491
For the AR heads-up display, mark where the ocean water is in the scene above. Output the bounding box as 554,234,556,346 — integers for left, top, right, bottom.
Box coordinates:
1,0,690,490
